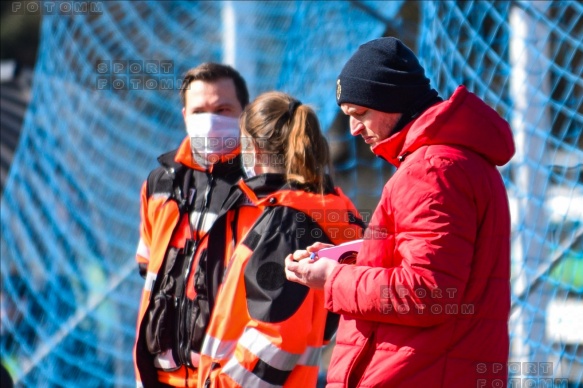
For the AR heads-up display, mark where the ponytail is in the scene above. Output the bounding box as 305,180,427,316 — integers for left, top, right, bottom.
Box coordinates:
242,91,331,193
286,105,330,193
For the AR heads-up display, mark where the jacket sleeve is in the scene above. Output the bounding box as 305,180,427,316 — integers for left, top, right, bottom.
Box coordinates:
135,180,151,278
325,157,477,327
206,208,327,387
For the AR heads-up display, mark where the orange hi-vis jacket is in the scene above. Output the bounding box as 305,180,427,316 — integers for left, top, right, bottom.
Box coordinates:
196,174,365,388
134,137,244,388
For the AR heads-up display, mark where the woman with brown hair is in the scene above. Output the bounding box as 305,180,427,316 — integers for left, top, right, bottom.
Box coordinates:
195,91,364,387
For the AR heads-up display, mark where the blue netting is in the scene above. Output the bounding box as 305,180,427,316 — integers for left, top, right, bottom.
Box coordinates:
0,1,388,387
1,1,582,387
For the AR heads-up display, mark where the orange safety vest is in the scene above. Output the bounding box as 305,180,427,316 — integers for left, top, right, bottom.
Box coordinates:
134,137,244,388
197,175,365,387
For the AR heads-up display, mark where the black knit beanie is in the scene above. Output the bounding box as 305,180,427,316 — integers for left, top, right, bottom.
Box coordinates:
336,37,441,132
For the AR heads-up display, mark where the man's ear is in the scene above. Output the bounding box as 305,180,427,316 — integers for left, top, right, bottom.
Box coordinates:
182,107,186,120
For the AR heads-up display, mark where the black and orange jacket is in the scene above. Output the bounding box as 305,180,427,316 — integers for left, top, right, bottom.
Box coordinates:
196,174,365,388
134,137,244,388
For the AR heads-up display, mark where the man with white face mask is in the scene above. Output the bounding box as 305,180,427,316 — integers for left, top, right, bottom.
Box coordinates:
133,63,249,388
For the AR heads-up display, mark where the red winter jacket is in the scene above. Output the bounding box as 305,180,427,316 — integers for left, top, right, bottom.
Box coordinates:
325,86,515,388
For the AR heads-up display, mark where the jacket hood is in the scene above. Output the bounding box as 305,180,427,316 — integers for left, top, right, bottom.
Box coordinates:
233,174,365,238
372,86,515,167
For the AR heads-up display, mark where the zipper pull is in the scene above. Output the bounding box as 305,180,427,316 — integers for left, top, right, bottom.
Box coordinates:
207,174,214,202
397,152,410,162
188,188,196,207
204,174,214,207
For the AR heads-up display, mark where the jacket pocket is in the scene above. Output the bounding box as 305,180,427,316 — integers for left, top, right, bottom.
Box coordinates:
188,249,211,354
144,246,182,357
347,331,376,388
145,278,177,355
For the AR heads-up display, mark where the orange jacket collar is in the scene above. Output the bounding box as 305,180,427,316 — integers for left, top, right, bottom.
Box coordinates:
175,136,241,172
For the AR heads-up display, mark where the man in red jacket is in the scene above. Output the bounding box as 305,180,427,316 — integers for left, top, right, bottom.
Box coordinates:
285,37,514,387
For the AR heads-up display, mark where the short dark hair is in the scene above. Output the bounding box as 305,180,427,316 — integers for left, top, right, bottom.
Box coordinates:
179,62,249,109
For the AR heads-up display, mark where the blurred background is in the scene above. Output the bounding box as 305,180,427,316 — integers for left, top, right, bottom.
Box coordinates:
0,1,581,387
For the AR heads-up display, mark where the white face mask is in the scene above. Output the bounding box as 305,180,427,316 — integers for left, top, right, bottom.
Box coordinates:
242,153,256,178
240,136,256,178
185,113,240,167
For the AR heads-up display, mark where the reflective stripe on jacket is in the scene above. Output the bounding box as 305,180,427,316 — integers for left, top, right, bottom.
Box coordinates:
197,174,365,388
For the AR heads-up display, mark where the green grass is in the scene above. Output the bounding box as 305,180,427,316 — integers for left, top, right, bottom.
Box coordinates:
549,252,583,291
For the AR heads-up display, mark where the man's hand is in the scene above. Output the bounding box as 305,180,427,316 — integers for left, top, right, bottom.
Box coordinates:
284,242,339,289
